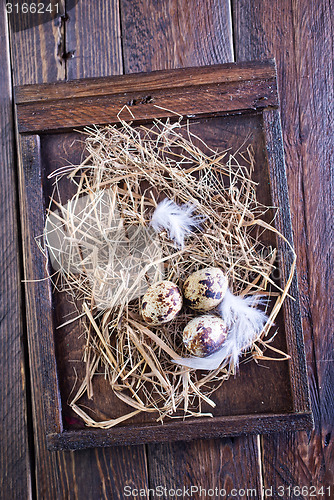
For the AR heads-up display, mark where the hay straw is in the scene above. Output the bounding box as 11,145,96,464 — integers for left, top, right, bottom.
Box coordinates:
42,116,294,428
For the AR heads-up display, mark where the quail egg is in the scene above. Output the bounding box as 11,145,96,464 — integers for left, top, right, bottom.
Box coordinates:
141,280,183,325
183,267,228,311
183,315,228,357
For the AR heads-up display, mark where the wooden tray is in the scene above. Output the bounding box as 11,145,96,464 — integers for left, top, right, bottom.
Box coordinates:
15,60,313,451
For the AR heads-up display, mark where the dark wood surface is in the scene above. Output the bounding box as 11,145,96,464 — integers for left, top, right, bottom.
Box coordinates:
14,60,277,102
233,0,334,495
0,7,31,500
2,2,333,500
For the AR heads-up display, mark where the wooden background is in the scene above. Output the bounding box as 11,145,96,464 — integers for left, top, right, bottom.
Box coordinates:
1,1,332,499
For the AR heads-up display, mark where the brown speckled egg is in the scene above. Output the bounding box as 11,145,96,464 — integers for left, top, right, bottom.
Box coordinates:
141,281,183,325
183,315,228,357
183,267,228,311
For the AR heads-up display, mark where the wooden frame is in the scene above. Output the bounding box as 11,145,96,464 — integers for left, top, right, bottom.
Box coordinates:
14,59,313,451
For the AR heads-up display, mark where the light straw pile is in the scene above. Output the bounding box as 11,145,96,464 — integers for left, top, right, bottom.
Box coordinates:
42,116,294,428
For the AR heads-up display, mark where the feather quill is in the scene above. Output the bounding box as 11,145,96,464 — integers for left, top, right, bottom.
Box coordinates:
173,289,268,371
150,198,203,248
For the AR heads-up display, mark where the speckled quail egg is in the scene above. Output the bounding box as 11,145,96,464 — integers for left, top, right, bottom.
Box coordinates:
183,315,228,357
141,281,183,325
183,267,228,311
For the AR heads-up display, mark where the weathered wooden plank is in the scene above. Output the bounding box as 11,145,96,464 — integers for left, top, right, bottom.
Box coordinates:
119,0,264,495
233,0,333,494
16,70,278,133
47,413,313,451
17,134,67,500
65,0,122,79
8,7,74,495
147,437,262,499
18,137,63,437
120,0,234,72
15,60,276,103
9,0,66,85
0,5,31,498
262,109,311,415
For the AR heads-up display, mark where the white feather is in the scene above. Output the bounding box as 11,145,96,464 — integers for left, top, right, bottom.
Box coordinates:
150,198,203,248
173,289,268,371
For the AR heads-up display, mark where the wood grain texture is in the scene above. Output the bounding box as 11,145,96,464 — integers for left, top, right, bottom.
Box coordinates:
9,1,66,85
47,413,313,451
15,66,278,133
0,6,31,499
263,109,311,414
119,0,264,496
120,0,234,72
147,437,262,499
17,135,65,499
18,135,63,437
233,0,333,495
15,60,276,103
66,0,123,79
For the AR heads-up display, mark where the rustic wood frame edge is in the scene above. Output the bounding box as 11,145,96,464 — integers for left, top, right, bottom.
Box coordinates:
14,59,277,103
14,60,279,134
17,134,63,437
14,61,313,451
263,109,313,418
47,412,313,451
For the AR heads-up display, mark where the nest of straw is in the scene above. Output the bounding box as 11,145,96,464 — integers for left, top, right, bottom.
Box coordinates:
43,116,294,428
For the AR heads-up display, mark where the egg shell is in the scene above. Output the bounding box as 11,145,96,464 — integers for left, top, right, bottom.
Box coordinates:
183,315,228,357
141,280,183,325
183,267,228,311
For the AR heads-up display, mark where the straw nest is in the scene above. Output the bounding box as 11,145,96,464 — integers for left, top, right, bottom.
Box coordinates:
43,115,294,428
